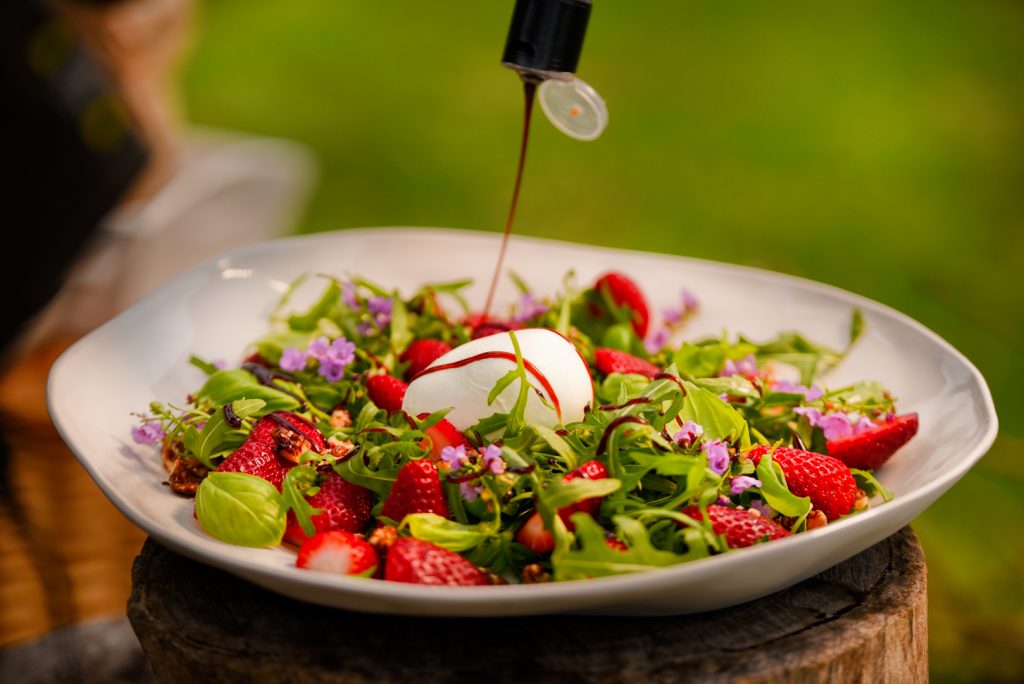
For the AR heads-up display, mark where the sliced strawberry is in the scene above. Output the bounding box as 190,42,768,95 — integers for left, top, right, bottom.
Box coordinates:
827,413,919,470
747,445,857,520
384,537,489,586
515,512,555,554
366,374,407,413
296,531,378,576
682,504,789,548
217,412,325,489
593,272,650,338
400,339,453,381
380,459,450,522
594,348,660,378
557,459,608,528
283,471,373,546
465,314,520,340
420,416,468,460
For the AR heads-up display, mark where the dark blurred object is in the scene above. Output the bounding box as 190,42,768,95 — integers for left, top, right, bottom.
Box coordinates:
0,0,146,357
502,0,591,81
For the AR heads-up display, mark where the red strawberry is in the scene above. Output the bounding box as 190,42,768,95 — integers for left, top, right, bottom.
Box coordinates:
827,413,919,470
747,445,857,520
295,531,378,576
366,374,407,413
380,459,450,522
283,471,373,546
682,504,789,548
594,348,660,378
420,416,468,460
401,339,452,381
593,272,650,337
558,459,608,527
465,314,519,340
515,511,554,554
384,537,489,586
217,412,325,489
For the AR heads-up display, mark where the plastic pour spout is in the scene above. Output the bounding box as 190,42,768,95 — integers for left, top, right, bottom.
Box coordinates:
501,0,608,141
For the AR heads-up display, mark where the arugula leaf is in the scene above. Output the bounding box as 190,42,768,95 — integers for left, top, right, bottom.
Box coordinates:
280,467,325,537
743,332,842,386
552,514,685,581
195,472,285,547
851,468,893,502
401,513,493,552
677,381,751,448
674,342,726,378
389,292,413,354
287,280,341,331
189,355,221,376
333,450,399,497
755,452,812,526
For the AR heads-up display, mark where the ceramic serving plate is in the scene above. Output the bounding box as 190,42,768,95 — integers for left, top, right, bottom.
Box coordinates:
48,228,997,616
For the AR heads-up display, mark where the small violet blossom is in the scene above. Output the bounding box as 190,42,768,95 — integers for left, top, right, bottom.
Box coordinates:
793,406,823,424
730,475,762,496
460,481,483,501
279,347,308,372
749,499,777,519
682,289,699,313
212,359,227,370
481,444,506,475
341,281,359,309
511,293,548,323
772,379,824,402
131,422,165,446
662,290,699,326
644,328,671,354
367,296,392,328
673,420,705,447
702,439,731,476
440,445,470,470
720,354,758,378
302,336,357,382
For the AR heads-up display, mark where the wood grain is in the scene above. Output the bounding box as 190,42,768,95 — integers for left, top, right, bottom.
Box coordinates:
128,528,927,683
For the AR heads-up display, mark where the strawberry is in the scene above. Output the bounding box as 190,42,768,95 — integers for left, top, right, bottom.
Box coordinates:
420,416,468,460
515,511,554,554
380,459,450,522
515,459,609,553
593,272,650,337
400,339,452,381
826,413,919,470
217,412,325,489
465,314,519,340
366,374,407,413
747,445,857,520
384,537,489,586
283,471,373,546
682,504,789,548
594,348,660,378
295,531,378,576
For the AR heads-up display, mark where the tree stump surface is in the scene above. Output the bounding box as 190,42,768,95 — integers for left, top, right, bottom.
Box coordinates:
128,527,927,683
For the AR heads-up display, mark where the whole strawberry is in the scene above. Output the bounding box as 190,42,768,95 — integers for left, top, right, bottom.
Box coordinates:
400,339,452,381
380,459,450,522
366,374,407,413
283,471,373,546
594,348,660,378
296,531,379,576
827,413,919,470
385,537,489,586
593,272,650,338
747,445,857,520
217,412,325,489
682,504,789,548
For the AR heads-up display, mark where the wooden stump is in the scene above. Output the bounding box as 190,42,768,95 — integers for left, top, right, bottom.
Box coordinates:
127,528,927,683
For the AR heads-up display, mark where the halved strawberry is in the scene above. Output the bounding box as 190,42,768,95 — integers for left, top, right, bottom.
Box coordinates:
217,412,325,489
747,445,857,520
380,459,450,522
827,413,919,470
296,531,378,576
682,504,789,548
515,459,609,553
366,374,407,413
419,416,468,461
400,339,452,381
384,537,489,586
283,471,373,546
593,272,650,338
515,512,555,554
594,348,660,378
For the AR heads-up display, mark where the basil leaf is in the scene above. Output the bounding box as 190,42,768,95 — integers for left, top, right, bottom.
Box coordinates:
673,342,726,378
401,513,492,552
195,472,285,547
197,370,300,412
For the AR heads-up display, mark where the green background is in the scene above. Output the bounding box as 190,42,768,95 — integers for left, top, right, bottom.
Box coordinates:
182,1,1023,679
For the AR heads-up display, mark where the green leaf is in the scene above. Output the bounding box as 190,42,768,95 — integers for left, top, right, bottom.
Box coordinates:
401,513,492,552
744,332,842,386
538,477,622,512
677,381,751,449
755,452,812,523
848,308,865,348
530,425,578,470
192,399,266,468
851,468,893,502
280,467,325,537
195,472,285,547
673,342,726,378
197,370,301,412
552,514,685,581
691,376,759,401
287,280,341,331
334,451,398,497
189,355,221,376
389,292,413,353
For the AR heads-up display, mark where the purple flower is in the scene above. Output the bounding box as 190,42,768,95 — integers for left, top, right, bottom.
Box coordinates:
460,481,483,501
682,290,699,312
662,290,699,327
853,415,876,435
730,475,762,495
440,445,470,470
661,307,683,326
718,393,730,403
481,445,506,475
818,413,854,441
212,359,227,370
304,335,356,382
131,421,164,446
367,296,392,328
307,336,331,362
794,406,823,425
511,293,548,323
279,347,308,372
772,379,823,402
644,328,671,354
716,495,732,506
749,499,777,519
673,420,705,447
721,354,758,378
702,439,731,476
356,321,375,337
342,281,359,308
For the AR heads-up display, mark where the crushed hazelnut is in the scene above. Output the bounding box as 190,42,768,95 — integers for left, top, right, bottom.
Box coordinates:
368,525,399,551
483,571,508,586
327,436,356,459
521,564,552,584
329,407,353,429
168,457,209,497
806,509,828,530
273,426,313,463
854,488,870,512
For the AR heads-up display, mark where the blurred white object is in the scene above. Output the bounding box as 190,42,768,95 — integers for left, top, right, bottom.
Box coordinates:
37,127,315,336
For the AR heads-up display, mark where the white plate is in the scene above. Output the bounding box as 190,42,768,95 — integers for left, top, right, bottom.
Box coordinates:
48,228,997,616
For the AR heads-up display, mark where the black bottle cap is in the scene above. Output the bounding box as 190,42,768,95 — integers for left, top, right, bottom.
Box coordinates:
502,0,592,78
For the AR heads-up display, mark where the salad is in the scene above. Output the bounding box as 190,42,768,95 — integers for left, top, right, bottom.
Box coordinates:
131,271,918,586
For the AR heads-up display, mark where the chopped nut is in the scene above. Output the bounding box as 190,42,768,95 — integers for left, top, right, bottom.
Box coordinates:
483,571,508,586
368,525,399,551
329,407,353,429
161,437,187,474
854,488,870,512
327,436,356,459
521,563,552,584
747,507,762,518
273,426,313,463
806,509,828,530
168,457,209,497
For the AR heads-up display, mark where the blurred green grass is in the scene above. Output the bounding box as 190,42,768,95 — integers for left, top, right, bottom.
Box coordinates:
183,1,1023,679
